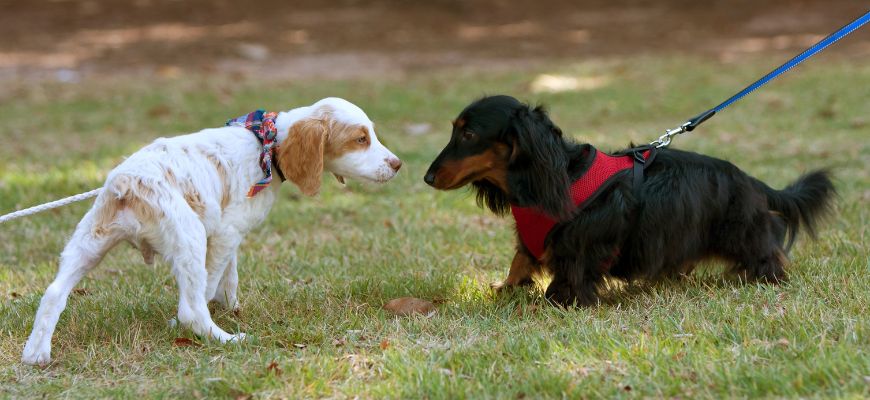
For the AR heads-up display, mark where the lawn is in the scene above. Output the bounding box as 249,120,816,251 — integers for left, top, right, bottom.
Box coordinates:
0,56,868,398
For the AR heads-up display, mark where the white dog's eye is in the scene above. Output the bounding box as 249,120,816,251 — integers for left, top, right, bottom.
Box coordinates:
356,136,368,144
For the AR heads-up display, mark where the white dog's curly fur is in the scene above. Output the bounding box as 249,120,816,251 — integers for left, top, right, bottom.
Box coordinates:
22,98,401,365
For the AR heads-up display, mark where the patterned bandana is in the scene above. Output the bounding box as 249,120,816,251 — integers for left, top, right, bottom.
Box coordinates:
226,109,281,197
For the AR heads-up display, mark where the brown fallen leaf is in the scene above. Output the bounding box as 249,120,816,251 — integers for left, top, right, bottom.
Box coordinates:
9,292,20,299
73,288,90,296
380,339,390,350
382,297,436,317
266,360,282,376
147,104,171,118
173,337,199,347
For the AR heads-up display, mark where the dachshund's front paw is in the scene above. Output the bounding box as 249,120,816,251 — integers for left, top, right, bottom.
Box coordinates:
490,280,509,291
545,280,597,307
490,278,533,294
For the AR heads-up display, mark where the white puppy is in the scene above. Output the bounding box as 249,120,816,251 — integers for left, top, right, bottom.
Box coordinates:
22,97,401,365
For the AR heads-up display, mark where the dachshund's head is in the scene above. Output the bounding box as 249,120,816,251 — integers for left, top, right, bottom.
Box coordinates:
424,95,574,219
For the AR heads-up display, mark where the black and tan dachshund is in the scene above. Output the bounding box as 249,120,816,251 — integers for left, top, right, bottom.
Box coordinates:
424,95,835,306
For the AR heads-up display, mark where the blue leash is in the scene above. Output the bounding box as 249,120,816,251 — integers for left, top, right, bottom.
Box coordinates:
652,10,870,148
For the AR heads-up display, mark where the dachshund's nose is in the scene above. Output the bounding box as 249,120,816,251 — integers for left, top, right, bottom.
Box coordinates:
424,172,435,186
387,157,402,172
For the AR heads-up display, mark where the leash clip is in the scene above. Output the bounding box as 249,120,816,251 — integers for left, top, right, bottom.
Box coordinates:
650,122,690,148
651,109,715,148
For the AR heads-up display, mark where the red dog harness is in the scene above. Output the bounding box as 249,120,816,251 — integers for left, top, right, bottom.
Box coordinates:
511,147,653,260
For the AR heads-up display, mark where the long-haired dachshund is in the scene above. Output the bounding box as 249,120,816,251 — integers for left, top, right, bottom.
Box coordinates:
424,95,834,306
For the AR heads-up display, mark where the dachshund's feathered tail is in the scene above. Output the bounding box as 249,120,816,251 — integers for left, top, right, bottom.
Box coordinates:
755,170,835,251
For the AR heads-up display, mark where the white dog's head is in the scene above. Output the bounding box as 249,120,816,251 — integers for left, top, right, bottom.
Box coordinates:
276,98,401,196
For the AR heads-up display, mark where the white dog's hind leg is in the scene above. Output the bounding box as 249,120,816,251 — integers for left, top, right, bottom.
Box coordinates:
212,253,239,312
22,210,120,365
159,208,244,343
203,233,240,306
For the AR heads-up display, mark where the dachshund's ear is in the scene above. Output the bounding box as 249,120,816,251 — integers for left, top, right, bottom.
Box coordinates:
276,118,326,196
507,105,572,218
510,106,563,161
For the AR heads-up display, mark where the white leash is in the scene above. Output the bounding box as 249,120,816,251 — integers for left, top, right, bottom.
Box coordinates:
0,188,102,224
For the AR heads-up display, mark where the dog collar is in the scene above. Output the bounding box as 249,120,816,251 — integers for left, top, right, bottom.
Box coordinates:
510,146,654,260
226,109,286,197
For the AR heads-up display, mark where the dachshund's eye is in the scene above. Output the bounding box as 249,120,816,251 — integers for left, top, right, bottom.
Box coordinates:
461,131,476,141
356,136,368,144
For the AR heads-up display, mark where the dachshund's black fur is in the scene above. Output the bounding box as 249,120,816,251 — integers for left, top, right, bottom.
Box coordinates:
425,95,835,306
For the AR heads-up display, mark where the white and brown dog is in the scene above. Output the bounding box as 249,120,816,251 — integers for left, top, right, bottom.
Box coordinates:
22,97,401,365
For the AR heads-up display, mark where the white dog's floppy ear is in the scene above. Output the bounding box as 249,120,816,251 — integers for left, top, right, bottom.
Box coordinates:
276,118,326,196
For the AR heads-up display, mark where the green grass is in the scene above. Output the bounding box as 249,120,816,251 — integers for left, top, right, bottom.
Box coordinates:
1,56,868,398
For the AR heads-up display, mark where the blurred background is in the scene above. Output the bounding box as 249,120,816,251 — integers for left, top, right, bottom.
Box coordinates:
2,0,868,83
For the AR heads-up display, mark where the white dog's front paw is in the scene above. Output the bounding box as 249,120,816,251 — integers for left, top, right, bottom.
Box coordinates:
226,333,246,343
21,343,51,366
213,331,247,344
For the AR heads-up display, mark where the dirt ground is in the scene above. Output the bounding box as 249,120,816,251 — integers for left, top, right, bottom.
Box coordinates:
1,0,868,81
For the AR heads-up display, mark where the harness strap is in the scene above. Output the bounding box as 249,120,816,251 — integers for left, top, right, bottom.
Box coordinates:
633,154,644,190
630,145,657,195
